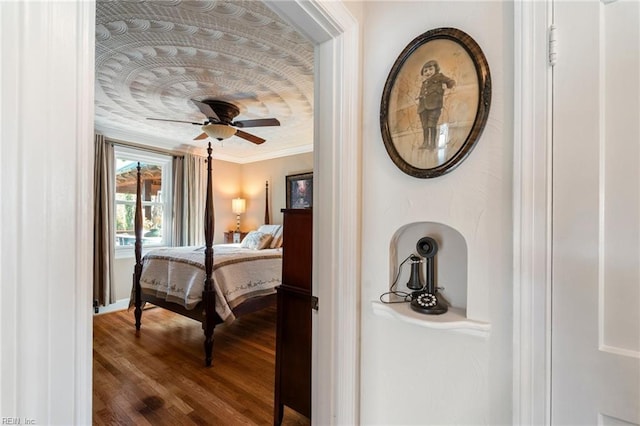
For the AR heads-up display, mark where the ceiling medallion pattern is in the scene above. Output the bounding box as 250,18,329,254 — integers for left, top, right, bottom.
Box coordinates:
95,0,314,161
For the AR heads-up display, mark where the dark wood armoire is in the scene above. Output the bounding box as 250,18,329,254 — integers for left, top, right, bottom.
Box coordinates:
274,208,312,425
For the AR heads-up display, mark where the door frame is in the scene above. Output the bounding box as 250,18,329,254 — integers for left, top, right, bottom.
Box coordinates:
513,0,553,424
72,1,361,424
265,2,362,424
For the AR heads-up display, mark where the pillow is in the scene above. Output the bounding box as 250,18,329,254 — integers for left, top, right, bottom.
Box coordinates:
270,226,284,248
257,224,281,235
257,224,283,249
240,231,273,250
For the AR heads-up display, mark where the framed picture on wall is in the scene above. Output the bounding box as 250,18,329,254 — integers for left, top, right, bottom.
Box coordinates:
380,27,491,178
285,172,313,209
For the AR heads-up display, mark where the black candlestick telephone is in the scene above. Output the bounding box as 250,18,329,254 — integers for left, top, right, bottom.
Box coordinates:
408,237,448,315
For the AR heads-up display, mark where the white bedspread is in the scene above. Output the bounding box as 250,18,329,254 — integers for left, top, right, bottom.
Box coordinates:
139,244,282,322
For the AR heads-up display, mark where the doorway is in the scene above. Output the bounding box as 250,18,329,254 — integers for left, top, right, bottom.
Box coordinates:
88,1,361,425
0,2,359,423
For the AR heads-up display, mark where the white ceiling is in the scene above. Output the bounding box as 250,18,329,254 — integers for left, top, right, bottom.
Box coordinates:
95,0,314,163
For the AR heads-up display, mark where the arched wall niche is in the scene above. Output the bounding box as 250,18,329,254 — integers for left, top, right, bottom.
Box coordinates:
373,221,489,338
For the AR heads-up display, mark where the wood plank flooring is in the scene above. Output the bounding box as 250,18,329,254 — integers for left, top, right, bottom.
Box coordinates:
93,305,310,425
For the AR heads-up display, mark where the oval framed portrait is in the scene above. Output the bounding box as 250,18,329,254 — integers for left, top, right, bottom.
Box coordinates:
380,27,491,178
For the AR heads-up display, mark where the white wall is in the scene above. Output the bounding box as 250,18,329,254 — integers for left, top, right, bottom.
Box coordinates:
360,2,513,424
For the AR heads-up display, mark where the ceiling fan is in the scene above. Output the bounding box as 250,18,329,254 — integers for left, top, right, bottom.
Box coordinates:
147,99,280,145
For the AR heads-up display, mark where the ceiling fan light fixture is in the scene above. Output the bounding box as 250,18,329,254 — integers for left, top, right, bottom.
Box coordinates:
202,123,237,140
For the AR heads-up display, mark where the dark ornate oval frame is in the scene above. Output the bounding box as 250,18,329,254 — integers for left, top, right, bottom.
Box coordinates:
380,27,491,178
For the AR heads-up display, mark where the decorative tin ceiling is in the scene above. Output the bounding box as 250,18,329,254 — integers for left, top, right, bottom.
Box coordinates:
95,0,314,162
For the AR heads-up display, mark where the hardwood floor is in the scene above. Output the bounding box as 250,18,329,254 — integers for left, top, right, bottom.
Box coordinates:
93,305,310,426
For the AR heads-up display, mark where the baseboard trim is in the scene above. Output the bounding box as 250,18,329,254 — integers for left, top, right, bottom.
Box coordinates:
94,298,130,315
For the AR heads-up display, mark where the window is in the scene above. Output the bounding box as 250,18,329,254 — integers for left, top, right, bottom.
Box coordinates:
114,146,172,252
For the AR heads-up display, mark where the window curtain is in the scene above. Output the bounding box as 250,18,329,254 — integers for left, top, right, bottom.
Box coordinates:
93,134,115,306
171,155,184,246
182,153,207,246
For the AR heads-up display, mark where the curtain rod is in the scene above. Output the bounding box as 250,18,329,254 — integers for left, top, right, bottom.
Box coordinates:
105,136,186,157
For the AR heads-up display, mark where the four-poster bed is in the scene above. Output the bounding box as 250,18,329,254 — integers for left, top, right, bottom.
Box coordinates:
133,142,281,366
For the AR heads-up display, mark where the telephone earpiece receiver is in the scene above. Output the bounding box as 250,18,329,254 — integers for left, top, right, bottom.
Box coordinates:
416,236,438,258
410,236,448,315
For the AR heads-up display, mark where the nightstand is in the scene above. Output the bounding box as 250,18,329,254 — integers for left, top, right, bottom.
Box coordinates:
224,231,248,244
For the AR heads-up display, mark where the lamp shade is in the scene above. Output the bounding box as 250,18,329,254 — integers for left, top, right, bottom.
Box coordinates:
202,123,237,140
232,198,246,214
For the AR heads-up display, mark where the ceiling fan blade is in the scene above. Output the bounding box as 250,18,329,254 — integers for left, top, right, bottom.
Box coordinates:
147,117,202,125
193,132,208,141
235,129,266,145
232,118,281,128
191,99,221,122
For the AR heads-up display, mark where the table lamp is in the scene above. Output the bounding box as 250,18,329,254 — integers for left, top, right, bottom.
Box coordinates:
232,197,246,233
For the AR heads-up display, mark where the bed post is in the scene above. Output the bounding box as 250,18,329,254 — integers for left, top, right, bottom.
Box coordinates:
265,180,270,225
202,142,216,366
133,162,143,330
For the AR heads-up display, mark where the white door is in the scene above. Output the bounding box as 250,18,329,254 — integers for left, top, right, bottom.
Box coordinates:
552,0,640,424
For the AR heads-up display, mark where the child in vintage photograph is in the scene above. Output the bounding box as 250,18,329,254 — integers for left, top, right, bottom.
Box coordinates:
416,60,456,150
